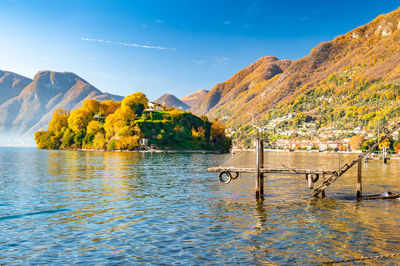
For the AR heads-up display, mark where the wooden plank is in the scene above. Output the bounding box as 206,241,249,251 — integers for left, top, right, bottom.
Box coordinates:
207,167,336,175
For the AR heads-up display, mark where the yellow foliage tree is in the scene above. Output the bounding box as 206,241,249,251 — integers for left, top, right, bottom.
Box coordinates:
211,120,226,139
104,113,124,139
48,108,69,133
121,92,148,116
349,135,365,151
99,100,119,116
115,105,135,122
68,108,92,132
122,92,148,107
115,136,139,150
82,99,100,115
191,126,205,139
119,126,131,137
170,109,182,120
92,133,107,150
103,106,134,139
87,120,101,135
379,136,391,149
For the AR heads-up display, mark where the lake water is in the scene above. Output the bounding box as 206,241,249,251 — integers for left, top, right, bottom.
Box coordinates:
0,148,399,264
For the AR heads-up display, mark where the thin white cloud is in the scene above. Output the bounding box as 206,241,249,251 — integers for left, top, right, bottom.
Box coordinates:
155,19,164,24
193,60,205,66
214,56,230,64
224,20,232,25
80,37,176,51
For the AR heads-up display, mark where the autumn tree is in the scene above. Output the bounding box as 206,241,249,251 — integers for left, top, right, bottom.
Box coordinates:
87,120,102,135
100,100,119,116
34,131,51,149
210,119,231,152
68,108,92,132
395,143,400,154
121,92,148,116
103,106,135,139
82,99,100,115
349,135,365,151
92,133,106,150
379,135,391,149
48,108,69,133
115,136,140,150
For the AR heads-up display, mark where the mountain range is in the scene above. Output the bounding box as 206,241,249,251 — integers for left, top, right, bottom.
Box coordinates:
154,93,190,110
2,7,400,147
181,89,209,107
192,7,400,131
0,71,122,146
0,70,208,147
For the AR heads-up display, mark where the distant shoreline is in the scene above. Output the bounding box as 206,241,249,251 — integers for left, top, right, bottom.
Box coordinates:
76,148,221,154
232,148,363,154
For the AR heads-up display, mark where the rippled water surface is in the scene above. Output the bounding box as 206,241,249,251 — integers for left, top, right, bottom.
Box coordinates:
1,148,400,264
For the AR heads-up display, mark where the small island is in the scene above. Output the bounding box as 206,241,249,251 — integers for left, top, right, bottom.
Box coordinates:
35,92,231,152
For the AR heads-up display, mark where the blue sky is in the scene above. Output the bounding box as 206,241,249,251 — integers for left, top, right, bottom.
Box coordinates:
0,0,399,100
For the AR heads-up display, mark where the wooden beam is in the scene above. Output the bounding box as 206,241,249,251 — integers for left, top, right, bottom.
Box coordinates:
356,158,362,199
207,167,336,175
255,137,261,199
259,139,264,198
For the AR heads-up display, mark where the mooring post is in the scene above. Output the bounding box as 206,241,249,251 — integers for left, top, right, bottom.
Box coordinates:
255,137,260,199
255,137,264,199
356,158,362,199
259,139,264,198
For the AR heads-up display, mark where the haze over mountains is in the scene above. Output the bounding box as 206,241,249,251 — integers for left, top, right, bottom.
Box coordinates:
0,71,122,146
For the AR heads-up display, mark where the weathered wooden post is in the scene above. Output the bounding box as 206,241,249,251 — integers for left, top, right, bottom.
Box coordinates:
259,139,264,198
356,158,362,199
255,137,264,200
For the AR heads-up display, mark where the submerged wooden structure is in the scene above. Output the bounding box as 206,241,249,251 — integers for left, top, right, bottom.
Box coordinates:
208,122,400,200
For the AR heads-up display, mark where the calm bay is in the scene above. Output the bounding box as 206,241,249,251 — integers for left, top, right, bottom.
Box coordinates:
0,148,399,264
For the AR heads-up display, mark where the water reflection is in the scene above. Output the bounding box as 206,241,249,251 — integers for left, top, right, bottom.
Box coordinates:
0,148,399,264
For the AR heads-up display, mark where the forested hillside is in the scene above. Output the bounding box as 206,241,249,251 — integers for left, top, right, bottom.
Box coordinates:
194,8,400,132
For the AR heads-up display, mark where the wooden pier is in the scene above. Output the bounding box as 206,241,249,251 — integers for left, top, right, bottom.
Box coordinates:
208,122,400,200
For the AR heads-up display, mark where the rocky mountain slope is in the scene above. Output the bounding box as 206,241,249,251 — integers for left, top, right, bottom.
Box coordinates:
154,93,190,110
181,89,208,107
191,56,292,118
0,71,122,146
194,7,400,131
0,70,32,105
